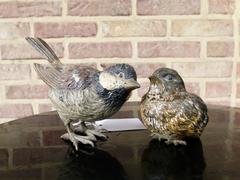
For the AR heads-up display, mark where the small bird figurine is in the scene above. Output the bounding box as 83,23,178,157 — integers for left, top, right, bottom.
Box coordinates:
140,68,208,145
26,37,140,150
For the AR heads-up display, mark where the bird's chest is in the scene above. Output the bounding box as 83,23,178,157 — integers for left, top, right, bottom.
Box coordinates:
141,97,181,132
143,98,168,120
49,88,122,121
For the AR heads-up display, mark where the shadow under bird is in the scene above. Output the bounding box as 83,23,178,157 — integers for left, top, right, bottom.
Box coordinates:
141,138,205,180
140,68,208,145
58,147,128,180
25,37,140,150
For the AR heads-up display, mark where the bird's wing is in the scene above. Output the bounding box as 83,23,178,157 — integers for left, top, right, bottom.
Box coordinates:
166,94,208,136
34,63,99,90
25,37,63,69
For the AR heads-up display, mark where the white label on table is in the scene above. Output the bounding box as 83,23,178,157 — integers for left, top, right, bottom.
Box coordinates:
96,118,146,132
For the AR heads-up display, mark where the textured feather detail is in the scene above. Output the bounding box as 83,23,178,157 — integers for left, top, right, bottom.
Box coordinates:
140,92,208,138
140,67,208,141
25,37,62,69
34,63,62,89
34,63,98,90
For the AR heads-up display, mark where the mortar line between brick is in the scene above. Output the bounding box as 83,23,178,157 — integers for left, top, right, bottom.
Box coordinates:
200,40,207,59
30,63,36,80
2,76,233,86
0,80,46,85
0,15,235,23
0,0,61,2
0,57,234,64
143,77,229,83
166,60,172,69
132,0,137,16
205,97,233,101
201,0,209,16
231,0,240,108
29,21,34,37
132,41,137,59
0,37,235,44
63,39,68,60
166,19,171,37
96,21,103,39
2,99,51,104
62,0,67,17
0,85,4,100
201,80,206,98
32,103,39,114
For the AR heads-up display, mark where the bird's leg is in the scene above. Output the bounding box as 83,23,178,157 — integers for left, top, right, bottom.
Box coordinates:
72,120,82,127
86,129,108,140
61,122,96,151
151,133,169,141
151,133,186,145
92,123,108,133
71,121,100,141
73,121,108,140
88,123,108,140
84,122,108,140
165,135,187,146
72,120,85,134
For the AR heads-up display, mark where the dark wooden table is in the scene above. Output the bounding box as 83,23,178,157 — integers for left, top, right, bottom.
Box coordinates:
0,102,239,180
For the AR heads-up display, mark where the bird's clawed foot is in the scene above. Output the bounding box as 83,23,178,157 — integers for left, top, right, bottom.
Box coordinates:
151,133,169,141
61,132,96,151
165,139,187,146
151,133,187,146
73,122,108,141
86,129,108,141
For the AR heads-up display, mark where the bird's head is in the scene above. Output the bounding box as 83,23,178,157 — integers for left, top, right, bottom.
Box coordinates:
148,68,185,96
99,64,140,92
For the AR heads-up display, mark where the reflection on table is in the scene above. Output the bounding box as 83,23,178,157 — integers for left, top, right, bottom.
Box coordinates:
142,138,205,180
0,102,240,179
58,146,128,180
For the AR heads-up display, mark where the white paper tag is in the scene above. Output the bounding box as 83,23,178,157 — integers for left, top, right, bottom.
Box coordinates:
96,118,146,132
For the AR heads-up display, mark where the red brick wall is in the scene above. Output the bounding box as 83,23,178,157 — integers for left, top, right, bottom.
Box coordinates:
0,0,238,122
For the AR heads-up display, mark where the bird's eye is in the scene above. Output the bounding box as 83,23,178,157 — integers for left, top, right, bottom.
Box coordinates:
118,72,125,78
164,74,173,81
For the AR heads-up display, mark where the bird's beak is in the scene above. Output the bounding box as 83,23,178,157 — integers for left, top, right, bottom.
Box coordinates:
149,76,158,83
123,79,140,90
148,76,161,84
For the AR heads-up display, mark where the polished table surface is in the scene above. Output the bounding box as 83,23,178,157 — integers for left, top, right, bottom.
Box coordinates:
0,102,240,180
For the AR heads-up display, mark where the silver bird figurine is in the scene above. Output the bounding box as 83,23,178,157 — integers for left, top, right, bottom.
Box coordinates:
26,37,140,150
140,68,208,145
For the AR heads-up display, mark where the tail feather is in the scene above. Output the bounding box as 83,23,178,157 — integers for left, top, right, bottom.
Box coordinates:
33,63,62,89
25,37,62,69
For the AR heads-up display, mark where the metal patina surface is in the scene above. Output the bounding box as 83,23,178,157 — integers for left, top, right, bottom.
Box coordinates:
25,37,140,150
140,68,208,145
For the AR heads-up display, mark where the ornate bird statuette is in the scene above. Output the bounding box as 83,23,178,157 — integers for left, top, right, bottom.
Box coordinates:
26,37,140,150
140,68,208,145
